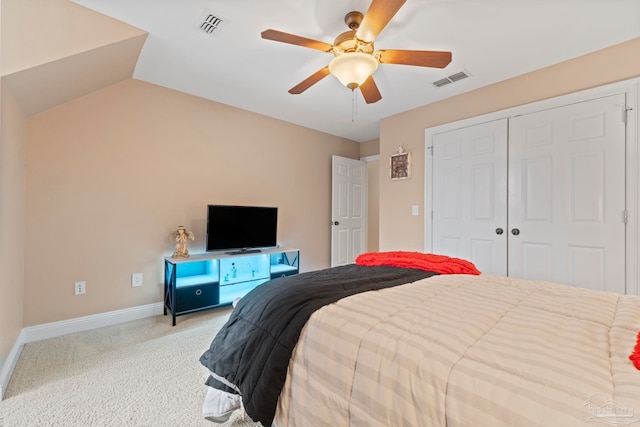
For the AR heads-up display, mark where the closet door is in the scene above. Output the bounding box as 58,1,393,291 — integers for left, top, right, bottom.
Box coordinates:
508,94,626,293
432,119,508,275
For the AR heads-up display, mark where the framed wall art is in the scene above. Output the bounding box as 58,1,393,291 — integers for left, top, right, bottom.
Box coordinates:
390,146,411,180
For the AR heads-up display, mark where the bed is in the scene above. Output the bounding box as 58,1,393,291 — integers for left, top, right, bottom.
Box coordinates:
199,252,640,427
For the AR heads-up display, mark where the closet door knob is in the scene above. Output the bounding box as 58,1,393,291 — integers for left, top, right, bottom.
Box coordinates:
332,221,340,226
511,228,520,236
495,228,504,235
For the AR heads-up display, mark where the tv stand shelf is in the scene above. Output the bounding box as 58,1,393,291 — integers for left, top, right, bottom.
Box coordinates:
163,247,299,325
227,248,262,255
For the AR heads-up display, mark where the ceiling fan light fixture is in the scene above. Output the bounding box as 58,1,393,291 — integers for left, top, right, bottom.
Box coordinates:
328,52,378,90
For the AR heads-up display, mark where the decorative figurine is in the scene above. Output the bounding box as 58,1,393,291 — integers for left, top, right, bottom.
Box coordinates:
171,225,195,258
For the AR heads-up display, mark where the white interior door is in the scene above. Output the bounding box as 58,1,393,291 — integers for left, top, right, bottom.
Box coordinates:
331,156,367,267
432,119,508,275
508,94,627,293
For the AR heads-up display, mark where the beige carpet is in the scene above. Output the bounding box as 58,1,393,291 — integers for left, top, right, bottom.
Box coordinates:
0,308,262,427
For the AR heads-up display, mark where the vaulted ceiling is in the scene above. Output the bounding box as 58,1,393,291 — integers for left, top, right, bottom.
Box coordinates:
14,0,640,141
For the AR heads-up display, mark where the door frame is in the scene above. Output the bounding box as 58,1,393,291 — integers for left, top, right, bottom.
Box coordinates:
424,78,639,295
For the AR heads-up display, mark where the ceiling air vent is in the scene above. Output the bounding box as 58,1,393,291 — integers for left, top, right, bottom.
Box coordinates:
433,78,452,88
448,71,469,82
432,70,471,88
197,9,224,35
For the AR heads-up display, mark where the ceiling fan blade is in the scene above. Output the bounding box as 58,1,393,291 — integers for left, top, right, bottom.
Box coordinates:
378,49,452,68
360,76,382,104
261,29,334,52
356,0,406,43
288,67,331,94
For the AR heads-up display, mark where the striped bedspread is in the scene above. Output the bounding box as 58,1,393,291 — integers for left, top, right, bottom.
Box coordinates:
275,274,640,426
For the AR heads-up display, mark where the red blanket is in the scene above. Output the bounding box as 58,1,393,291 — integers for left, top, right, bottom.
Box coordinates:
630,331,640,371
355,251,480,275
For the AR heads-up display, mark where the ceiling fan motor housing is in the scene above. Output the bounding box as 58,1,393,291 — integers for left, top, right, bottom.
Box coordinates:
333,30,374,56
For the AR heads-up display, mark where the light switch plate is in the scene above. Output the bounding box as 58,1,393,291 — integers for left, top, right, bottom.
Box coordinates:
132,273,143,287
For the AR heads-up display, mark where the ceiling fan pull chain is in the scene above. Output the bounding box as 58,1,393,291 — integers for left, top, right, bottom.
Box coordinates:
352,89,356,122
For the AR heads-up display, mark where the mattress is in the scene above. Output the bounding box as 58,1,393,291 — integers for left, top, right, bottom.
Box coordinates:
275,274,640,426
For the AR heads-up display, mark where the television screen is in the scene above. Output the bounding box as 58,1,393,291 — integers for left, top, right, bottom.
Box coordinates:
206,205,278,253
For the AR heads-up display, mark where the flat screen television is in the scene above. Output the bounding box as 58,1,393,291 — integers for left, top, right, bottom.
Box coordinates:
206,205,278,254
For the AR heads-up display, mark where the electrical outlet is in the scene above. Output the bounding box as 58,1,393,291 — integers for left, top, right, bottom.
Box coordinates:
132,273,143,287
74,281,86,295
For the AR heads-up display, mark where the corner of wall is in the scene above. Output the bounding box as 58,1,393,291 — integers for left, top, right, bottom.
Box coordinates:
359,138,380,158
0,302,165,400
0,329,26,400
0,81,27,400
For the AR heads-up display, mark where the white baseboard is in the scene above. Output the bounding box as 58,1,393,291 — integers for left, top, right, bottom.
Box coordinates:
0,302,164,400
23,302,164,343
0,329,26,401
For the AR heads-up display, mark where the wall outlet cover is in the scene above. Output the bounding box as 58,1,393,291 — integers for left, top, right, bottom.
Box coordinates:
74,281,86,295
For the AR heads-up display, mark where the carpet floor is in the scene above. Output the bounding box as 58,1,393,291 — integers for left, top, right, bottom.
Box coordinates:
0,308,262,427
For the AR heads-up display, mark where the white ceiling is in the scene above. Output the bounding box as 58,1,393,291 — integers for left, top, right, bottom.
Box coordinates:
71,0,640,142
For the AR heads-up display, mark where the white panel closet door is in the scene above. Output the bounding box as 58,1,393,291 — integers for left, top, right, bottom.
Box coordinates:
432,119,508,275
508,94,626,293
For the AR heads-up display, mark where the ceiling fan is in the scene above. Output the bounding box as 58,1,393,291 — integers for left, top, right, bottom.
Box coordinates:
261,0,452,104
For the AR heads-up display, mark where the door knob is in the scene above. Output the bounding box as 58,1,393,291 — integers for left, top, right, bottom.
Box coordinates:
511,228,520,236
495,228,504,235
332,221,340,226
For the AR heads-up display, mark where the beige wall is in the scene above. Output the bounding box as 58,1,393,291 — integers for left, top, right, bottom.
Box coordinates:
379,37,640,251
366,160,380,252
1,0,145,76
359,139,380,158
0,83,26,363
24,79,359,326
3,0,361,336
360,138,380,252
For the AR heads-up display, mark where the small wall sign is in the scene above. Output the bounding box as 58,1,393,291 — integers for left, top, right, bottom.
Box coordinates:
390,146,411,180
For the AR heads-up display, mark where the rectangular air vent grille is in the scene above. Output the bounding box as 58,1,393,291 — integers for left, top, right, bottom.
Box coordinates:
448,71,469,82
433,78,452,87
198,10,224,35
433,70,471,88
